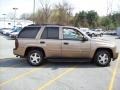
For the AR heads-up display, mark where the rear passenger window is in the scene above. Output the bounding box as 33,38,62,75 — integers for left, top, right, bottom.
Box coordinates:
41,27,59,39
18,27,40,38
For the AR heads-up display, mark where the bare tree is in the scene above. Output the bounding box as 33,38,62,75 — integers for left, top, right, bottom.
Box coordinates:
20,13,30,20
7,12,14,20
51,1,73,25
32,0,73,25
37,0,51,24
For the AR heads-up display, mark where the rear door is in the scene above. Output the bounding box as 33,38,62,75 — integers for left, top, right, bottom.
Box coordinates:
40,27,62,57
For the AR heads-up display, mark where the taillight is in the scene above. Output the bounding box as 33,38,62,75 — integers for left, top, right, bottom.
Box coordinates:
15,39,19,50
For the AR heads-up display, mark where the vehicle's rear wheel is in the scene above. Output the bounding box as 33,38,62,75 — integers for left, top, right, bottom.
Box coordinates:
27,50,44,66
94,50,111,67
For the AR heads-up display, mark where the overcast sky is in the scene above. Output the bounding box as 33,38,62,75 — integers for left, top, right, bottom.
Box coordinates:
0,0,120,18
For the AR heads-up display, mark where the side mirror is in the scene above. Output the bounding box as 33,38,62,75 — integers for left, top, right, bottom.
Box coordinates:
82,36,88,41
86,32,92,37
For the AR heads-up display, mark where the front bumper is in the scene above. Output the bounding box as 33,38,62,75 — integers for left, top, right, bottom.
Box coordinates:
113,52,119,60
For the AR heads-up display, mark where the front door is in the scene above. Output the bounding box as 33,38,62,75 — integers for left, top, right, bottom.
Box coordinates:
62,28,90,58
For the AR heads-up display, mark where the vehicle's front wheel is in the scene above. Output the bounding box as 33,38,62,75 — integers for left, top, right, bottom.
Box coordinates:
27,50,44,66
94,50,111,67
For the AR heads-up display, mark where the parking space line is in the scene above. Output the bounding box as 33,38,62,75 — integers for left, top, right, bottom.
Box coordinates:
0,66,45,87
108,54,120,90
36,66,76,90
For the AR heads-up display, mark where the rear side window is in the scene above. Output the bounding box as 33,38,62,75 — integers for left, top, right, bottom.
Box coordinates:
41,27,59,39
18,27,40,38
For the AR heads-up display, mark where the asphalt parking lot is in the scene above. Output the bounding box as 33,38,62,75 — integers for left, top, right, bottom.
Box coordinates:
0,35,120,90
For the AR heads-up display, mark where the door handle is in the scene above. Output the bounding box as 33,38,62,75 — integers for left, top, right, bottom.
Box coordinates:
64,42,69,45
40,41,45,44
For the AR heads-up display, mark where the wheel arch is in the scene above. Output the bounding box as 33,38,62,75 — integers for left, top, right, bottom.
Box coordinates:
93,48,113,59
24,47,45,58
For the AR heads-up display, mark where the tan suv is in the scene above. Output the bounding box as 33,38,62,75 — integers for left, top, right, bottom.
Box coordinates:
13,24,118,66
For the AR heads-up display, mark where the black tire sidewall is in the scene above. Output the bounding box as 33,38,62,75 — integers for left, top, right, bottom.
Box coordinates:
27,50,43,66
94,50,111,67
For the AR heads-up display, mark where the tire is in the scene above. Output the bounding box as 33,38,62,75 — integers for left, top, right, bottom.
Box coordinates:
27,50,44,66
94,50,111,67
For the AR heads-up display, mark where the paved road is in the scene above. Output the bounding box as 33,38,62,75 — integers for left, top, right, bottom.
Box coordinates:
0,35,120,90
0,35,15,59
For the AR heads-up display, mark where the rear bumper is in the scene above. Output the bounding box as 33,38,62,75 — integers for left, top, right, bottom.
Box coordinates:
13,48,19,56
13,48,24,57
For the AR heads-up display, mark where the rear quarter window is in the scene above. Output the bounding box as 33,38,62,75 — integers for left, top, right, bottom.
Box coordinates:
18,27,40,38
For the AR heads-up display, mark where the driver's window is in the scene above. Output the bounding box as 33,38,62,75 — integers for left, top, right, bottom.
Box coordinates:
63,28,83,40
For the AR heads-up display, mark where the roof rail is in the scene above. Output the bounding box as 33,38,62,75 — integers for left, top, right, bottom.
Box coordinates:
27,24,64,26
27,24,40,26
